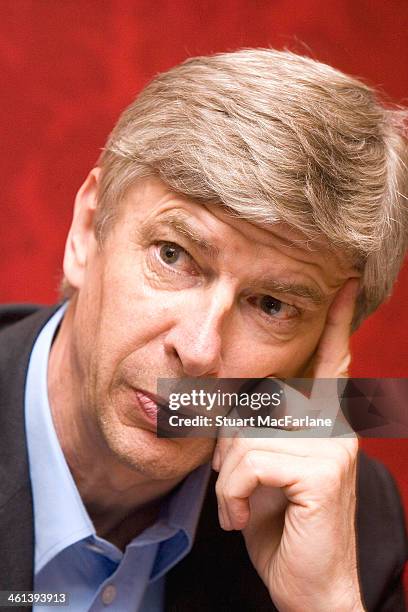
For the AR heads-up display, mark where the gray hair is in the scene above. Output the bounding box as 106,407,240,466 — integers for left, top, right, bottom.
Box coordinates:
86,49,408,327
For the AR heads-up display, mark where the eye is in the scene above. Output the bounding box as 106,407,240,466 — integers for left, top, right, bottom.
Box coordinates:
249,294,300,321
156,241,197,275
259,295,282,316
159,243,183,265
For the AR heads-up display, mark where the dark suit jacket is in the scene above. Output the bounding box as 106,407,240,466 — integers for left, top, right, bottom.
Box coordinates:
0,304,407,612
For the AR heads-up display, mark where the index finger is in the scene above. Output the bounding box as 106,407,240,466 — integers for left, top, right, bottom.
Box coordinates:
308,279,359,434
312,278,360,379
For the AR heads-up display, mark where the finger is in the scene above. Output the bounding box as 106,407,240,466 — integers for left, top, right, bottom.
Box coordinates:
219,450,304,530
219,439,358,531
216,435,357,484
313,278,359,379
215,440,245,529
216,436,358,473
215,437,267,529
212,429,237,472
314,278,359,378
215,436,266,529
215,439,290,529
216,436,358,530
213,404,253,471
310,279,359,435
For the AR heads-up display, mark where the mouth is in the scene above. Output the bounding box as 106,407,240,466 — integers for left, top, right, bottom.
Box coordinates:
131,386,201,435
133,388,162,425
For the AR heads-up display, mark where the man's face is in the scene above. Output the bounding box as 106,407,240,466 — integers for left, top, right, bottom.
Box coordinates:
64,174,358,480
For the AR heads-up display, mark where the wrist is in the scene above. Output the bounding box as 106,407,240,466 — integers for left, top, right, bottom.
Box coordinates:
272,578,364,612
318,581,365,612
278,595,364,612
330,571,365,611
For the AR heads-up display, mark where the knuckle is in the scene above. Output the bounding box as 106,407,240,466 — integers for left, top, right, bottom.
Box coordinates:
316,458,342,487
215,478,224,498
223,480,235,502
234,437,251,454
336,438,359,467
244,449,259,471
244,449,265,480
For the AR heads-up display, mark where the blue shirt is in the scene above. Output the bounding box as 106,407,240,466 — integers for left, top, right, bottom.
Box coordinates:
25,305,211,611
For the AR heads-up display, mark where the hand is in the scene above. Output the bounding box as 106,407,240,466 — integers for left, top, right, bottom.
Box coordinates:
212,279,365,611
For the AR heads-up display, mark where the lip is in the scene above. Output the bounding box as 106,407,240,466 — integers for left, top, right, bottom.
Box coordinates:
131,386,199,435
133,388,161,424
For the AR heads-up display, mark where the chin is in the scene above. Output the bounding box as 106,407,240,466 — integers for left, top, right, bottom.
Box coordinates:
101,419,213,481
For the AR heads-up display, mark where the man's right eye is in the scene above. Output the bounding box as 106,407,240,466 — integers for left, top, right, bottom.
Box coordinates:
159,243,183,265
156,242,196,274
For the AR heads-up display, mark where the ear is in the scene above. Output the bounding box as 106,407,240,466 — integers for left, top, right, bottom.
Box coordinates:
63,167,101,290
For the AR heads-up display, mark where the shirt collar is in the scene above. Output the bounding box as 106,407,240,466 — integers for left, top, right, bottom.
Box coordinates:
25,304,93,573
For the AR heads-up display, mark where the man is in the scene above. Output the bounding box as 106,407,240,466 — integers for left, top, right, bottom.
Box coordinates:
0,49,407,611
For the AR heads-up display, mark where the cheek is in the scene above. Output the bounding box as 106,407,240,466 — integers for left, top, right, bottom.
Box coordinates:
242,318,327,378
90,269,177,376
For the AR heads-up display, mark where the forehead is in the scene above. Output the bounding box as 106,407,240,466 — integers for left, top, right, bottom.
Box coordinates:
115,178,359,292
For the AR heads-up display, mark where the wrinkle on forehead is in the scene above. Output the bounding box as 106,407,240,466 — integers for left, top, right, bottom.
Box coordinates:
200,204,360,290
120,178,360,294
206,204,357,274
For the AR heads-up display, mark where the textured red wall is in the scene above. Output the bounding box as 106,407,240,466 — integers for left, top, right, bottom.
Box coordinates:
1,0,407,590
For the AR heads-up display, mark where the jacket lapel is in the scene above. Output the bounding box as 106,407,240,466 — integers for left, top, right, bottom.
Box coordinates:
0,305,59,593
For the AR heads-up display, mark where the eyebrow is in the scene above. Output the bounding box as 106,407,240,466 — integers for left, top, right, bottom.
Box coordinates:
140,211,325,306
140,211,220,259
250,278,325,305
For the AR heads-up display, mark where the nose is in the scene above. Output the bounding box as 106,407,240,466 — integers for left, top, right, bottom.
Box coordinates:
163,284,234,377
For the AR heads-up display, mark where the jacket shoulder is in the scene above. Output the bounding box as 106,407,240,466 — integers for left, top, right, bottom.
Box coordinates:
0,303,43,330
0,303,62,340
0,302,61,596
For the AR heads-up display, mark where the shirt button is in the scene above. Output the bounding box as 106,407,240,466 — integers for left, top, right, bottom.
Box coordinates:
101,585,117,605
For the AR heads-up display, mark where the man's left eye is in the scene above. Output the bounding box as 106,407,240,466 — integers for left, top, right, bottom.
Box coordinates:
253,295,299,320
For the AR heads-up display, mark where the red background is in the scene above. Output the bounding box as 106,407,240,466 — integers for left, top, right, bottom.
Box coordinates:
1,0,407,592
